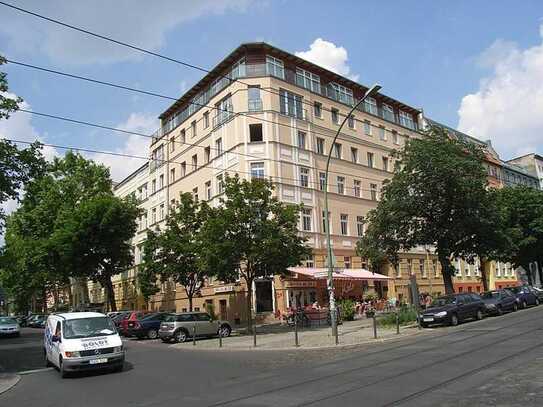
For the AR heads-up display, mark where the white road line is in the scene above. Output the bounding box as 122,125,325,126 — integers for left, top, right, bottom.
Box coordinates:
17,367,54,375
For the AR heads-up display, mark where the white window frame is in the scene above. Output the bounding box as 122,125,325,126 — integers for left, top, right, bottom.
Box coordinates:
353,179,361,197
300,167,310,187
330,82,354,105
266,55,284,79
364,97,378,115
250,162,265,179
319,172,326,191
340,214,348,236
301,208,312,232
296,67,321,93
356,216,364,236
337,176,345,195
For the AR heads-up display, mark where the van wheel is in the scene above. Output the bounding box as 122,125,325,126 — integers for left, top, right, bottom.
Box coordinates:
174,329,188,343
44,349,52,367
59,356,68,378
147,329,158,340
450,314,459,326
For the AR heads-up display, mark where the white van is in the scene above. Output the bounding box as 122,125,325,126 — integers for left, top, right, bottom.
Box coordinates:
44,312,125,378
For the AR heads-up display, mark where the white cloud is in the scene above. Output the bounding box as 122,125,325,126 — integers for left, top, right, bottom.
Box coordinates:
458,23,543,158
87,112,156,182
0,0,251,65
296,38,359,81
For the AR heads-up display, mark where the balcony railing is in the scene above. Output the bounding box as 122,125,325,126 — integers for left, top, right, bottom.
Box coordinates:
212,109,235,128
248,99,263,112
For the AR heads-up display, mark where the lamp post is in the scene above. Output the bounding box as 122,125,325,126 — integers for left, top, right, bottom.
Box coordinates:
324,84,382,344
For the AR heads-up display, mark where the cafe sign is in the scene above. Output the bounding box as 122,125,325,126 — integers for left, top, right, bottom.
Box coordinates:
285,280,317,288
214,285,235,294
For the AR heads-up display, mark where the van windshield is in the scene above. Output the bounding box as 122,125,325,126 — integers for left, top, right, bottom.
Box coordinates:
63,317,117,339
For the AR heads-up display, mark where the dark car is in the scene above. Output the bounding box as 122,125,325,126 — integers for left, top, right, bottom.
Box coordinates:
530,286,543,302
28,314,47,328
420,293,485,327
127,312,173,339
111,311,131,329
119,311,153,336
505,286,540,309
480,289,518,315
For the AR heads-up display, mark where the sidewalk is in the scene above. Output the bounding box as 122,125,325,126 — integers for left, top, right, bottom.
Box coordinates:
171,318,422,351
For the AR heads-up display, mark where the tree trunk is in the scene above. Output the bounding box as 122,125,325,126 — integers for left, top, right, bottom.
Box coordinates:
188,295,193,312
438,253,455,295
523,263,533,286
479,258,489,292
102,278,117,312
53,286,59,311
245,277,254,334
42,287,48,313
538,259,543,287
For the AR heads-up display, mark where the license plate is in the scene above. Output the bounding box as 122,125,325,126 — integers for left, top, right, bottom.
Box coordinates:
423,317,434,322
89,358,108,364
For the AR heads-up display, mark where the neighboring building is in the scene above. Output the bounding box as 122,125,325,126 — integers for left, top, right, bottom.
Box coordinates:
505,153,543,189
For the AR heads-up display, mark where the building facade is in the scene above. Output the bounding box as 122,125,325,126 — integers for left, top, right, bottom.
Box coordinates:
506,153,543,189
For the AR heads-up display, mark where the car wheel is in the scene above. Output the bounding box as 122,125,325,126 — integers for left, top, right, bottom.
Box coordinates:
513,302,518,312
535,298,540,306
522,301,527,309
174,329,188,343
450,314,459,326
147,329,158,340
476,309,484,320
219,324,231,338
496,306,503,316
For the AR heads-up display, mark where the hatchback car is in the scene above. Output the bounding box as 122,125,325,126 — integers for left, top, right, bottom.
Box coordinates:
0,317,20,337
126,312,172,339
420,293,485,327
159,312,232,343
505,286,539,309
480,289,518,315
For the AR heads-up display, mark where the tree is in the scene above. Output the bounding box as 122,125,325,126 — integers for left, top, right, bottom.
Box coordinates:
139,193,215,311
55,194,140,311
208,175,310,332
358,126,489,295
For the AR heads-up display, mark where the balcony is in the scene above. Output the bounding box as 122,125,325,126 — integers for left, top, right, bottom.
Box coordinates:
248,99,263,112
212,109,235,128
280,106,307,121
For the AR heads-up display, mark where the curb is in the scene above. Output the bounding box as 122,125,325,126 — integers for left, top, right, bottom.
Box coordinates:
0,374,20,395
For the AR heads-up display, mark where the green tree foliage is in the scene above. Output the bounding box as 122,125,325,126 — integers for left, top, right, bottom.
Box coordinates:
358,126,489,295
139,193,215,311
207,175,310,332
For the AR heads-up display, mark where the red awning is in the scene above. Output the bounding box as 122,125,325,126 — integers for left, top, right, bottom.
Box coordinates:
288,267,391,281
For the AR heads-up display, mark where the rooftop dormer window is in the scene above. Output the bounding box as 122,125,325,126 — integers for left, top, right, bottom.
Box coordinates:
266,55,285,79
364,97,378,115
329,82,354,105
296,68,321,93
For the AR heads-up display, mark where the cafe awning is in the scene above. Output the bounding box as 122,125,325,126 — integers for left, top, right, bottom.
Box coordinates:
288,267,391,281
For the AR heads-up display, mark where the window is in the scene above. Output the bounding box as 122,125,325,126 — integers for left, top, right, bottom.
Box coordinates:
216,175,224,194
340,214,348,235
205,181,212,200
364,97,378,115
204,146,211,163
331,108,339,124
356,216,364,236
180,129,186,144
249,124,263,142
314,102,322,118
421,261,427,278
399,111,415,129
159,204,165,221
407,259,413,275
248,86,261,111
192,154,198,171
297,131,306,149
367,152,374,168
344,256,352,269
169,136,175,152
322,210,330,233
151,208,157,224
170,168,176,182
379,126,386,141
351,147,358,163
334,143,342,159
159,174,164,189
382,104,394,122
319,172,326,191
296,68,321,93
266,55,284,79
181,162,186,177
300,167,309,187
151,179,156,194
337,176,345,194
433,260,439,278
395,264,401,278
191,120,197,138
301,208,312,231
301,255,314,268
192,187,198,202
364,120,371,136
215,138,223,156
330,82,354,105
279,89,304,119
382,157,389,172
348,115,355,129
392,130,399,145
353,179,361,197
370,183,378,200
316,138,325,155
251,162,265,179
204,112,209,128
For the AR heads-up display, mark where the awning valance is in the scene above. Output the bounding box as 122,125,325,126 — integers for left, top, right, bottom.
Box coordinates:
287,267,391,281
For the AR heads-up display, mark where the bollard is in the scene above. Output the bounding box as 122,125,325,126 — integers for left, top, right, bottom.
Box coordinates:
219,330,223,348
253,319,257,348
193,323,197,346
396,312,400,335
294,315,299,347
373,314,377,339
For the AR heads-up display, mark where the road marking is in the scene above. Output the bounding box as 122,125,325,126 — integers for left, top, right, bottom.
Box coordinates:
18,367,54,375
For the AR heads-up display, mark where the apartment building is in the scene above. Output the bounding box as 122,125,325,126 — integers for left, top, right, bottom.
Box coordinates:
506,153,543,189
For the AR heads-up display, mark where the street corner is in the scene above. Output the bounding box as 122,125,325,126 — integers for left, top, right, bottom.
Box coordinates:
0,373,21,395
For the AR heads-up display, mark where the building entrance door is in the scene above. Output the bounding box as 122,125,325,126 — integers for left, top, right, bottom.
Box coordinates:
255,279,273,313
219,299,227,320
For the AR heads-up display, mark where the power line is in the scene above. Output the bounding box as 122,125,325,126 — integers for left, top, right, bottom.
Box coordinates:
3,137,383,194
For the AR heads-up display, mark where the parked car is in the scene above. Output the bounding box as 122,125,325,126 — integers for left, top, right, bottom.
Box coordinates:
505,286,540,309
0,316,21,337
126,312,173,339
118,311,153,336
111,312,131,329
158,312,232,343
420,293,485,327
528,286,543,302
480,289,518,315
28,315,47,328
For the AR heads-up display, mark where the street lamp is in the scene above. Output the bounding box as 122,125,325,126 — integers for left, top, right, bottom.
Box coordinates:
324,83,382,344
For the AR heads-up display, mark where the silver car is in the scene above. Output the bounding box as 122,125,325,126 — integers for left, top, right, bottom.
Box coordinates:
0,316,21,337
158,312,232,343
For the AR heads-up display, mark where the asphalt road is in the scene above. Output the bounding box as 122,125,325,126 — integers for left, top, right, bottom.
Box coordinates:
2,306,543,406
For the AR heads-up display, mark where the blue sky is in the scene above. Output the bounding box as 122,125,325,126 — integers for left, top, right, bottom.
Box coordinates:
0,0,542,181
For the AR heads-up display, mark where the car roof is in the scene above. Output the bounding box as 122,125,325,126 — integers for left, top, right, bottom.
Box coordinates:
54,312,106,320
